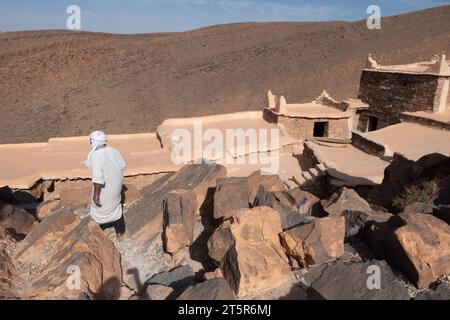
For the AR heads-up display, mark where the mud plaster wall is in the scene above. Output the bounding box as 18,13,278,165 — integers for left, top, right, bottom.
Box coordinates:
358,70,439,129
277,116,350,140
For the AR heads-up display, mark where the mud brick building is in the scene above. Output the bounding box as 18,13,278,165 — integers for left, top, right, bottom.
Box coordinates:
357,54,450,131
263,90,368,140
267,54,450,140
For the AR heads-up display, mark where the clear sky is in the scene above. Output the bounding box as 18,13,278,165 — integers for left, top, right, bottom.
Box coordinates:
0,0,448,34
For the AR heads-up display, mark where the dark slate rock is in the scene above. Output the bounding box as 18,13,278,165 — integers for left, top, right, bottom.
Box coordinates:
177,278,235,300
308,260,410,300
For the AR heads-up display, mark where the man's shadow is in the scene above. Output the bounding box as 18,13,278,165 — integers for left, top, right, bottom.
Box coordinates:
127,268,150,300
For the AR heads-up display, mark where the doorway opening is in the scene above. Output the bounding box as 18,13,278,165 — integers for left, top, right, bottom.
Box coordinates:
367,116,379,132
313,122,329,137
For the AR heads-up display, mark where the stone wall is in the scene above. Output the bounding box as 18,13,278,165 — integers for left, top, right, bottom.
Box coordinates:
358,70,439,128
277,116,350,140
357,112,396,132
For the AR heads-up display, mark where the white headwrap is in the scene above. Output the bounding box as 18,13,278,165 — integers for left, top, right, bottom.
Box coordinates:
84,130,107,168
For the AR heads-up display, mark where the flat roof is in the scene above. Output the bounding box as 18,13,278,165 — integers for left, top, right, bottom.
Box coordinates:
0,112,297,189
402,110,450,125
0,133,179,189
157,111,296,159
359,122,450,161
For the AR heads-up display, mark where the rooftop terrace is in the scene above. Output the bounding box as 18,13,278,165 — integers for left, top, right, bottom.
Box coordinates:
0,112,296,190
358,122,450,161
364,54,450,76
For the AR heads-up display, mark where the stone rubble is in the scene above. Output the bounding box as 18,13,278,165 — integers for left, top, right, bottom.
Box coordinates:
1,158,449,300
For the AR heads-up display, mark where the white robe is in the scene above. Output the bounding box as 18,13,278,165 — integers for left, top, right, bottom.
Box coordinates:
89,146,126,224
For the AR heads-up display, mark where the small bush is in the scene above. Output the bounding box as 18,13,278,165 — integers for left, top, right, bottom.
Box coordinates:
392,180,440,212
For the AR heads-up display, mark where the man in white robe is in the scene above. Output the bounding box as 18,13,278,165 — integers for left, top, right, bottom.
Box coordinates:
86,131,127,239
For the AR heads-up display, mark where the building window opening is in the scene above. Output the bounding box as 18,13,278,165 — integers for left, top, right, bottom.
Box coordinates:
313,122,328,137
367,116,379,132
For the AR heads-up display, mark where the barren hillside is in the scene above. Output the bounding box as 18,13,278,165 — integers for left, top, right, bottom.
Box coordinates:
1,5,450,143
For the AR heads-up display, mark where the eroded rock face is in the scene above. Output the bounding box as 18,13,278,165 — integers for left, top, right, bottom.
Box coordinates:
385,212,450,289
60,188,91,207
247,170,286,205
308,260,410,300
415,283,450,300
36,200,60,221
122,184,142,207
163,189,198,254
214,177,249,219
14,209,122,299
143,284,174,300
0,201,37,241
177,278,235,300
15,208,79,264
126,164,226,247
0,227,16,299
213,171,286,219
280,216,345,268
403,202,436,214
219,206,290,298
342,210,392,243
146,265,195,295
207,227,233,263
321,187,371,216
254,186,314,229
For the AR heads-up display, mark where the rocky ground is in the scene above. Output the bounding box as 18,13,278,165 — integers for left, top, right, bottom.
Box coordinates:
0,153,449,300
1,6,450,144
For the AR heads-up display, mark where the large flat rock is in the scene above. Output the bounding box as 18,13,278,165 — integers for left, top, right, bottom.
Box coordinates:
321,187,372,216
0,227,16,299
280,216,345,267
0,201,37,241
385,212,450,289
177,278,235,300
15,209,122,299
126,164,226,246
219,206,291,298
308,260,410,300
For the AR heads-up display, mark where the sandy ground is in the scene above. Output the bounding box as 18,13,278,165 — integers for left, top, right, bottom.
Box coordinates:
1,6,450,144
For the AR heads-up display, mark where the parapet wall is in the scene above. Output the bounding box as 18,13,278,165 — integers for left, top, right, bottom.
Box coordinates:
315,92,348,112
351,131,391,160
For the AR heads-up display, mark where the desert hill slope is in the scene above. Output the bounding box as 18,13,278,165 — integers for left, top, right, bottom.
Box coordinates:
1,5,450,143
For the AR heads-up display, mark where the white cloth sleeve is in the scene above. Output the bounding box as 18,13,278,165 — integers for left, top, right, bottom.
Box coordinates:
119,151,127,171
90,153,105,185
